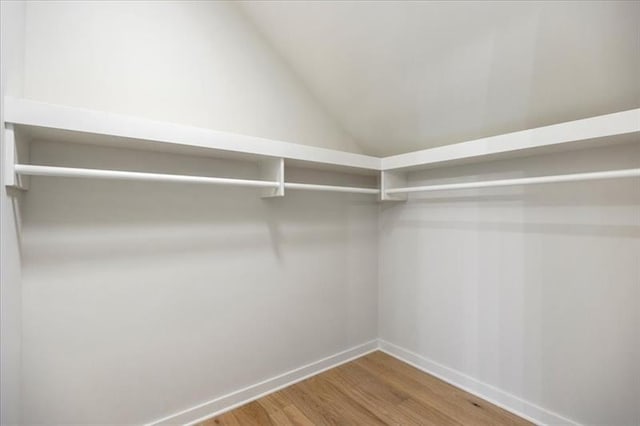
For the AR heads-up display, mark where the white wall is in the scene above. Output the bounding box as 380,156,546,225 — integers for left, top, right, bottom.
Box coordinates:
0,2,25,424
23,1,361,153
379,143,640,425
20,141,378,424
12,1,640,425
17,1,377,424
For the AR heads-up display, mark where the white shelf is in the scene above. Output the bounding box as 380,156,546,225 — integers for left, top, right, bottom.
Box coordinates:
4,97,639,200
5,97,639,174
382,109,640,171
4,97,381,173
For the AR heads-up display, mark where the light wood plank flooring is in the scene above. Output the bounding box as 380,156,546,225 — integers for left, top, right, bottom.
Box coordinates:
199,351,532,426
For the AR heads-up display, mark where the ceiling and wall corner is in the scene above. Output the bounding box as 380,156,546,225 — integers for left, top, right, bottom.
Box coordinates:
238,0,640,156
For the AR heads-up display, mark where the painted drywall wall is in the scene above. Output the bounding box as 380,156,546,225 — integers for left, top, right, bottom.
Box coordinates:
0,1,25,424
17,1,377,423
23,1,361,153
14,1,640,424
20,141,379,424
379,143,640,425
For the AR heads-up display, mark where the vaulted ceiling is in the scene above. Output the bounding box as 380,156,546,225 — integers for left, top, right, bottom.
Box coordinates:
238,1,640,156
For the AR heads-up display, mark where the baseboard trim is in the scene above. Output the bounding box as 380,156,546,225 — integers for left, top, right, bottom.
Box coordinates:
378,339,581,426
148,339,581,426
145,340,379,425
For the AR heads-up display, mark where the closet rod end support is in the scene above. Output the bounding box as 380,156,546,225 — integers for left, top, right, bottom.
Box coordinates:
3,124,29,191
259,157,285,199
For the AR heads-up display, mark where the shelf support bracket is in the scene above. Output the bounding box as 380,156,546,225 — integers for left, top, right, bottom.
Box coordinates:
379,170,407,202
259,157,285,198
4,124,29,190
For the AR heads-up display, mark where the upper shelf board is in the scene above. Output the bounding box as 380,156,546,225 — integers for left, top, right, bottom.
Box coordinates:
4,98,638,174
382,108,640,171
3,97,381,173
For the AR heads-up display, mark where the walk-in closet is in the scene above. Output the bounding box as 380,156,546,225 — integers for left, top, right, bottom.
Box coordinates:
1,1,638,425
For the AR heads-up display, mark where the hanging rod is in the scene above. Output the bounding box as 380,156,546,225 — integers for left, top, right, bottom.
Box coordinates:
385,168,640,194
19,165,635,196
14,165,280,188
285,182,379,194
14,165,379,194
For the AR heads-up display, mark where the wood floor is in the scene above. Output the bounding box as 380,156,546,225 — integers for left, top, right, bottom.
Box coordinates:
199,351,532,426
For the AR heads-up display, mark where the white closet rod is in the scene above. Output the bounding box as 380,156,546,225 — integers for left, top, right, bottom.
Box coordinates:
14,165,380,194
386,168,640,194
17,165,637,196
14,165,280,188
285,182,379,194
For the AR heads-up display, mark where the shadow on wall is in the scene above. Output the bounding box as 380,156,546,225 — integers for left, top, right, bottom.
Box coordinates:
7,187,25,259
22,178,377,263
393,218,640,239
20,140,378,265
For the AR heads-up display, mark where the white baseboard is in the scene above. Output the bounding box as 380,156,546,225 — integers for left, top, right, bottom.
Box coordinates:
378,339,580,426
147,339,580,426
145,340,379,426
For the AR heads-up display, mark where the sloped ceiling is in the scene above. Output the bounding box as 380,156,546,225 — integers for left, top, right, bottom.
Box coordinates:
238,1,640,156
